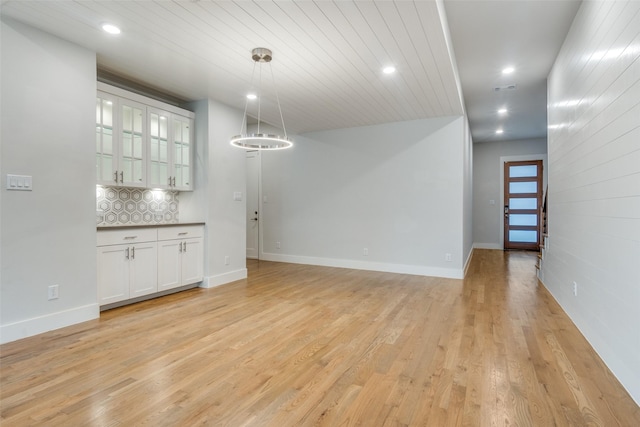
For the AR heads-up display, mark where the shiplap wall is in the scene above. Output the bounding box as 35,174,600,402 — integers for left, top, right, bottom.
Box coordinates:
544,1,640,403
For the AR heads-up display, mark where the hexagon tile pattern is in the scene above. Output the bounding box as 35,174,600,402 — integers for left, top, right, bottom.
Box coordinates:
97,187,179,226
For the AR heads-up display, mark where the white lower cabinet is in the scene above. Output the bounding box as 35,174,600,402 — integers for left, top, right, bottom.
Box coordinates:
97,225,203,307
157,226,204,292
97,229,158,305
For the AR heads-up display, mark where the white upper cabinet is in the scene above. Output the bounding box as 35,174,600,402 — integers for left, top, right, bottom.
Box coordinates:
120,99,147,187
172,115,193,191
96,93,147,187
147,108,194,191
96,92,118,185
96,83,194,191
148,107,171,189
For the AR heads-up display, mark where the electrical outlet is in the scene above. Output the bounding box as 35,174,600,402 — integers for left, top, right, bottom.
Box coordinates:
573,281,578,296
48,285,59,300
445,253,452,262
363,248,368,256
276,241,281,249
224,256,230,265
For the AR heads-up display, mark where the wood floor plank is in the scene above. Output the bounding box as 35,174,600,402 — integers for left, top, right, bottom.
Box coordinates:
1,250,639,426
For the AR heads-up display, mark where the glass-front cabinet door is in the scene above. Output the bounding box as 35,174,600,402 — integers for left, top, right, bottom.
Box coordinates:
120,100,146,187
172,115,193,191
147,110,193,191
96,85,194,191
96,93,118,185
96,92,147,187
148,108,171,189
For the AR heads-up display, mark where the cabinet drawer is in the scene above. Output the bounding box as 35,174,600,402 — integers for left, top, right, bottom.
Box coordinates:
97,228,157,246
158,225,204,241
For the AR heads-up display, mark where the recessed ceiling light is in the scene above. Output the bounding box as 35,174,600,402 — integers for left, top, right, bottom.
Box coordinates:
101,23,121,35
498,108,508,115
383,66,396,74
502,66,515,74
496,129,504,134
246,93,257,100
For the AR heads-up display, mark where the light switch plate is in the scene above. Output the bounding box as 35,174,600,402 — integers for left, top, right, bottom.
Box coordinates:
6,174,33,191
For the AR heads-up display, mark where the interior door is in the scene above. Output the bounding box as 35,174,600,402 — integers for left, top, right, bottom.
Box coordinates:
246,151,260,259
503,160,543,250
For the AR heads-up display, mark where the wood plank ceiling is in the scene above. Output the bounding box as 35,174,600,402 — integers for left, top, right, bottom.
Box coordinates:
1,0,464,135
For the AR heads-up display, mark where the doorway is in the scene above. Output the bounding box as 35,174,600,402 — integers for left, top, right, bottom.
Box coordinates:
503,160,543,250
246,151,260,259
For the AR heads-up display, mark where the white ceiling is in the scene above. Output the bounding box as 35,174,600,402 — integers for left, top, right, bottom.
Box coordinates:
1,0,580,142
444,0,581,143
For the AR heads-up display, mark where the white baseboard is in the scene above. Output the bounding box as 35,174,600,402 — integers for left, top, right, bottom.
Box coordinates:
260,252,464,279
463,247,475,277
0,303,99,345
473,243,502,250
200,268,248,288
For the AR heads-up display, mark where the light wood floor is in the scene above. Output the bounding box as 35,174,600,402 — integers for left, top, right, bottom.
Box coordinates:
1,250,638,426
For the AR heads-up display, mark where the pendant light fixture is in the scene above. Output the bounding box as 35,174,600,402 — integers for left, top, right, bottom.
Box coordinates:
230,48,293,150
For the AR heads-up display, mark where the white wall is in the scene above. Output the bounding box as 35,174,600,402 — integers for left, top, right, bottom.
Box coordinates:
0,18,98,343
473,138,547,249
260,116,468,278
544,1,640,404
180,100,247,287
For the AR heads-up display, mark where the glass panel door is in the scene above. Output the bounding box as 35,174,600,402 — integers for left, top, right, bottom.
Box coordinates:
120,100,146,187
173,116,192,189
96,94,117,184
504,160,543,250
148,109,170,189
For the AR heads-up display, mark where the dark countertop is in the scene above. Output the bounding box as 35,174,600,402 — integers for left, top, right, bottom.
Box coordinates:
97,222,205,231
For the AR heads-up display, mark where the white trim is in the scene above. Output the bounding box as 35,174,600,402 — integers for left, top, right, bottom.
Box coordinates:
97,82,195,118
474,243,502,250
200,268,247,288
0,304,99,344
261,252,464,279
463,247,475,277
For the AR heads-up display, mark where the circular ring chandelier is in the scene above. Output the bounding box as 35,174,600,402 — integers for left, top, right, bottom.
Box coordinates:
231,48,293,150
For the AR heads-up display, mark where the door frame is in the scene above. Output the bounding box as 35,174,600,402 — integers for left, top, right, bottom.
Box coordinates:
499,154,547,250
246,150,262,260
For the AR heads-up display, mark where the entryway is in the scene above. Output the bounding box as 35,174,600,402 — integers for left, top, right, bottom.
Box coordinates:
503,159,543,250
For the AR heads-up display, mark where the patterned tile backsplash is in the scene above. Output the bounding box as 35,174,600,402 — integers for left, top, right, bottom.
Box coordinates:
97,186,179,226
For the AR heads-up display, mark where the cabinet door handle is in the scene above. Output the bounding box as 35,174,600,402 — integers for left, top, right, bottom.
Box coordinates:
131,246,135,259
172,177,176,186
119,171,124,183
179,242,182,253
183,241,187,252
125,247,130,259
168,177,172,186
114,171,119,183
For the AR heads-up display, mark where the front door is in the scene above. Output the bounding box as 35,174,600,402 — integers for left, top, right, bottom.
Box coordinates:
503,160,543,250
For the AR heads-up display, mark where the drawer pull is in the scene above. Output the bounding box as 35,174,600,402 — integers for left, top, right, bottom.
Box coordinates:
178,232,188,235
124,236,138,240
